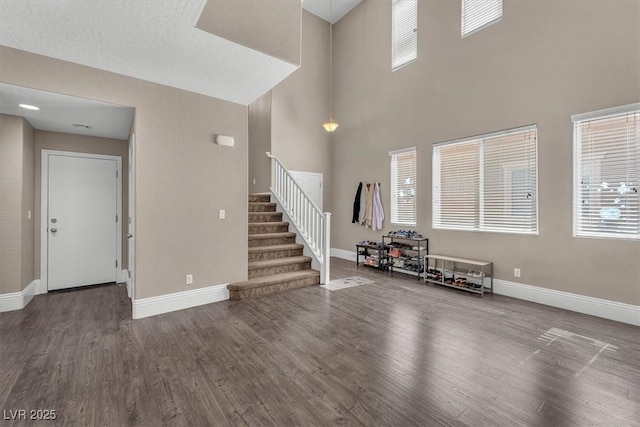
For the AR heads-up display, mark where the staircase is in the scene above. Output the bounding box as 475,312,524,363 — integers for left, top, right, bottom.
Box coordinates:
227,193,321,300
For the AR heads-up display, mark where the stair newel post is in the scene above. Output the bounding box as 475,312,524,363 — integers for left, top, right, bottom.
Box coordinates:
321,212,331,284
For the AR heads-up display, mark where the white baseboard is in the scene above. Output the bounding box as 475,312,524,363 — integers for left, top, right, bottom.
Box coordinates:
36,279,47,295
330,247,640,326
0,280,38,312
132,283,229,319
331,248,357,261
494,279,640,326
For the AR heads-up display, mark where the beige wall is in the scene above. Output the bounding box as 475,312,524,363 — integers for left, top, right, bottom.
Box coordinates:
33,130,129,278
330,0,640,305
0,114,34,294
271,11,332,209
248,91,272,193
1,46,248,300
197,0,301,66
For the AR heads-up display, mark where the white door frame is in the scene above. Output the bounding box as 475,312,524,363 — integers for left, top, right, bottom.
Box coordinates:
127,134,135,300
40,150,122,293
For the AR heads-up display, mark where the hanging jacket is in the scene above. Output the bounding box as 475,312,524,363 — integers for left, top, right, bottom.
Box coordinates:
359,182,368,224
352,182,363,223
364,183,374,228
372,182,385,231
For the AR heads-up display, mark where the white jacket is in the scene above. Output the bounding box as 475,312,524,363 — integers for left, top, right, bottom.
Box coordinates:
372,182,384,231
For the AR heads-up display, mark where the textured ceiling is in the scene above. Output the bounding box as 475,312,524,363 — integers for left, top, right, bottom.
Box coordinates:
0,83,134,140
303,0,362,24
0,0,298,106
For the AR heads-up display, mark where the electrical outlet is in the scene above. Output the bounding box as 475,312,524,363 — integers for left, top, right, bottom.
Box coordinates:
514,268,521,278
27,210,31,220
186,274,193,285
252,179,256,185
219,209,225,219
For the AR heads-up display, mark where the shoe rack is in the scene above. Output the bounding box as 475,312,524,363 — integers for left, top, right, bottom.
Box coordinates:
423,254,493,296
356,242,392,271
382,235,429,280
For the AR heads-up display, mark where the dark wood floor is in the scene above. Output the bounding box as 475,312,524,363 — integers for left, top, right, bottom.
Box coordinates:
1,258,639,426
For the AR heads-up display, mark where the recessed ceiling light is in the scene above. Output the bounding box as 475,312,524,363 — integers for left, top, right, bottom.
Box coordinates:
19,104,40,111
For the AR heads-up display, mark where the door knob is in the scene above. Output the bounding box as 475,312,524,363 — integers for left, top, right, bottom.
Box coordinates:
51,228,57,233
127,234,133,238
51,218,57,223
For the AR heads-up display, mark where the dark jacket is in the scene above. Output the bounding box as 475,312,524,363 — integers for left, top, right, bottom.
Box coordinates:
352,182,363,223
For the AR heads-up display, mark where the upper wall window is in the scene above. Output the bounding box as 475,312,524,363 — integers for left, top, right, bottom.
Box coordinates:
392,0,418,70
572,104,640,240
433,125,538,234
390,147,417,225
461,0,502,38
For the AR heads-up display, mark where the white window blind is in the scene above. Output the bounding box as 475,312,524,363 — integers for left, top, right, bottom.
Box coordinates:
433,125,538,234
572,104,640,240
462,0,502,38
390,147,417,225
392,0,417,70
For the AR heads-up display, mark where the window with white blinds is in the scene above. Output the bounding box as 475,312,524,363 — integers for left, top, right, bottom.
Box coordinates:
390,147,417,225
572,104,640,240
461,0,502,38
433,125,538,234
392,0,417,70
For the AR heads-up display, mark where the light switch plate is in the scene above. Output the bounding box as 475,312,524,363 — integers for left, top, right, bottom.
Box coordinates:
219,209,225,219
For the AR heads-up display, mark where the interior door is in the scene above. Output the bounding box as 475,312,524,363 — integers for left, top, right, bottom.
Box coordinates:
47,154,118,290
290,171,323,210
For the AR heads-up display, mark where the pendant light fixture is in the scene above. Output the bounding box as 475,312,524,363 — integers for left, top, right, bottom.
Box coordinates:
322,0,339,133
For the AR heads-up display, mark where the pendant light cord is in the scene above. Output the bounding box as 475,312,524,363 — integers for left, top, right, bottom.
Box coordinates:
329,21,333,120
322,0,339,132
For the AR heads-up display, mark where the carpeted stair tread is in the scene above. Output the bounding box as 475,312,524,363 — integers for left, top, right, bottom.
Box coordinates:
248,243,303,261
248,233,296,247
248,232,296,240
248,221,289,235
228,270,320,291
248,202,277,212
248,256,311,271
249,221,289,227
248,244,303,254
248,212,283,223
249,193,271,203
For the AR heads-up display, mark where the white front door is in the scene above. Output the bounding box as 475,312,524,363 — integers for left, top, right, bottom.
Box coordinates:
46,153,119,290
290,171,323,210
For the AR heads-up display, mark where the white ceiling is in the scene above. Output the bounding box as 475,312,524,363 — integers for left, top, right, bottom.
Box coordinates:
303,0,362,24
0,83,135,140
0,0,297,106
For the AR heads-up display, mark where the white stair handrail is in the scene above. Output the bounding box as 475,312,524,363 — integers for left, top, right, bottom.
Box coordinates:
267,152,331,284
